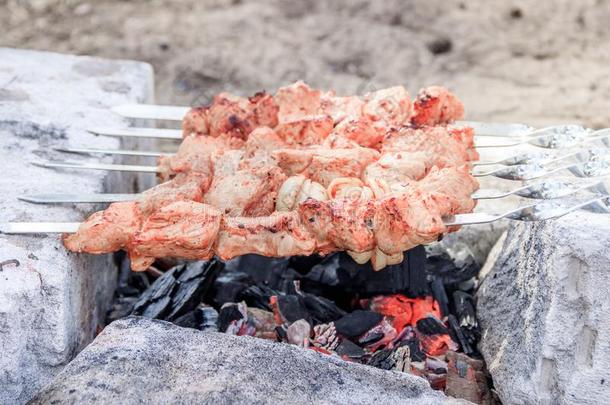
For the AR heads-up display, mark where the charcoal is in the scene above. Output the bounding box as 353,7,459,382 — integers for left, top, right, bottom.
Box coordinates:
107,296,139,323
275,325,288,341
334,310,382,339
358,331,383,346
366,348,394,370
275,295,310,325
218,302,247,333
238,284,278,311
173,305,219,332
302,293,346,325
166,260,224,320
416,316,449,336
447,314,474,355
452,291,480,350
288,254,325,274
131,265,179,319
234,254,300,293
430,278,449,317
424,244,479,287
302,247,429,298
209,271,254,307
335,339,365,359
399,339,426,362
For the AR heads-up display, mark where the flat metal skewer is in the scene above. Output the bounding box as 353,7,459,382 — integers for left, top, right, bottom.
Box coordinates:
32,160,160,173
88,127,182,139
55,147,164,157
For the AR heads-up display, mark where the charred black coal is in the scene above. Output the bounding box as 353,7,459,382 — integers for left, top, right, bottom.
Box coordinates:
334,310,383,339
174,305,219,332
132,259,224,321
416,316,450,336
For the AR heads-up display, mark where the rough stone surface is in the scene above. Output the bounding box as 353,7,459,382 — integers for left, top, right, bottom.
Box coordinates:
31,317,468,405
0,48,154,404
477,212,610,404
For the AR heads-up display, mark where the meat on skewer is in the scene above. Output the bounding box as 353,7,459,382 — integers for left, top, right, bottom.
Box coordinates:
63,165,478,271
180,82,465,142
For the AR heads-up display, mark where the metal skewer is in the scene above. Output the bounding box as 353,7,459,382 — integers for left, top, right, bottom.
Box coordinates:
88,127,182,139
55,147,164,157
32,160,160,173
4,196,608,233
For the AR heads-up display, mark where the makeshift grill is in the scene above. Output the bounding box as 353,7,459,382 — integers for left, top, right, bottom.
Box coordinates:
4,80,610,401
2,81,610,272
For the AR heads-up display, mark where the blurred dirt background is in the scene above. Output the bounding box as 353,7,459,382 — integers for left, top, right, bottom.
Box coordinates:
2,0,610,128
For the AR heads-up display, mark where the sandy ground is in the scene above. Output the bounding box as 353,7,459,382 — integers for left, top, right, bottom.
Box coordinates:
2,0,610,129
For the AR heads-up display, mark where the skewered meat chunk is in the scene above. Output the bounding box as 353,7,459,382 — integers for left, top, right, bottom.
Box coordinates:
411,86,465,127
182,91,278,138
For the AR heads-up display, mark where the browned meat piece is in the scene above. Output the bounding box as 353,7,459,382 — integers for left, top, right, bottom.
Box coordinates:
203,165,287,216
331,117,387,149
181,91,278,138
131,201,222,268
137,173,207,215
363,86,412,126
411,86,465,127
275,81,322,123
272,147,380,187
319,92,364,123
215,211,316,259
275,115,334,146
63,201,142,254
382,126,476,168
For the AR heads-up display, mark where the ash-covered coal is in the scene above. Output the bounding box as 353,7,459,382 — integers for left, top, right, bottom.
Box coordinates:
108,243,490,401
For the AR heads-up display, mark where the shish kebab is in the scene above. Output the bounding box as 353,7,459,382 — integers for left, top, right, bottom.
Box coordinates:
48,83,481,270
6,82,610,272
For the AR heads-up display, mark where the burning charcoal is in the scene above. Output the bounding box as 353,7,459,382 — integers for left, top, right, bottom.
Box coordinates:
335,339,365,359
218,302,252,335
287,319,311,347
445,351,493,404
166,260,224,320
173,305,219,332
302,293,345,325
364,294,413,331
357,318,397,351
271,295,311,325
238,284,278,311
312,323,339,352
247,307,277,340
426,371,447,391
401,338,426,362
419,333,458,357
334,310,383,339
416,316,450,336
424,244,479,287
410,296,442,326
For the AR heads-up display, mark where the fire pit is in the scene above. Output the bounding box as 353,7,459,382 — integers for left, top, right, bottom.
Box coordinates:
107,244,493,403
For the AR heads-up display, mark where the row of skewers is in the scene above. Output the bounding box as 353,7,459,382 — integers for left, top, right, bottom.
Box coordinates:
2,82,609,271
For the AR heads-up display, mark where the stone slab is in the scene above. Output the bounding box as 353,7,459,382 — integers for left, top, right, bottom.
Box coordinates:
0,47,155,404
31,317,469,405
477,211,610,404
